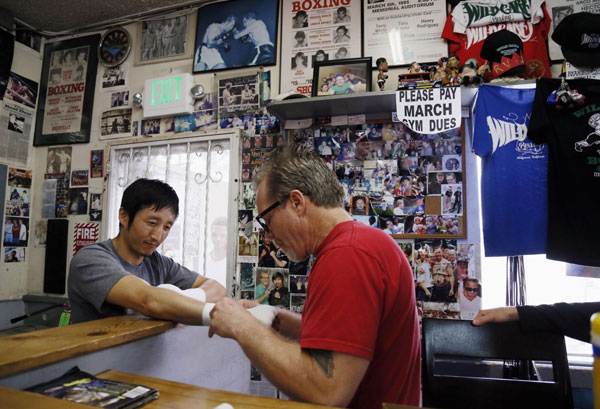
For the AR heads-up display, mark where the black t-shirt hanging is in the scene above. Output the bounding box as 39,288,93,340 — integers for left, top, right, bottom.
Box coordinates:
528,78,600,267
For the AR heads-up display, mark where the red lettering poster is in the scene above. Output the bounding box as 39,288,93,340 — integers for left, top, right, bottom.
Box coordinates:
73,222,99,256
33,35,100,146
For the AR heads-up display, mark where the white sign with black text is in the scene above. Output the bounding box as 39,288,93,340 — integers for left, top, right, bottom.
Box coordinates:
395,87,461,134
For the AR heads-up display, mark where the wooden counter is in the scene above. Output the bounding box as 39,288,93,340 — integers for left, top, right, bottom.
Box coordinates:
0,315,175,378
1,370,339,409
0,315,250,394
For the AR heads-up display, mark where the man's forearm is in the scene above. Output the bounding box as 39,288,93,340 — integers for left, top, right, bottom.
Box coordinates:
275,308,302,340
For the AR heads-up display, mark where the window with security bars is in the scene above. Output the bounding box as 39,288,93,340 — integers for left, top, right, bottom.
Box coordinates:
105,132,239,291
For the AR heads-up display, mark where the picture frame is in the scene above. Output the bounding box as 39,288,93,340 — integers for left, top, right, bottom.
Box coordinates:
362,0,447,68
33,35,100,146
311,57,372,97
90,150,103,178
99,108,132,140
216,70,261,117
134,12,196,65
193,0,279,74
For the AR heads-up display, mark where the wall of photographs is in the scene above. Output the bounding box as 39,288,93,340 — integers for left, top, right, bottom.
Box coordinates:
291,121,466,238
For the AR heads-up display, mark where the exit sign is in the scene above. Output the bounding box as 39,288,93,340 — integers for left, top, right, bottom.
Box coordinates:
143,73,194,118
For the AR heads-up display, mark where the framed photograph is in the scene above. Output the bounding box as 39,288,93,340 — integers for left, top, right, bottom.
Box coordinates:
362,0,446,67
100,108,132,140
33,35,100,146
90,150,103,178
312,57,372,97
217,72,260,117
193,0,279,73
135,12,196,65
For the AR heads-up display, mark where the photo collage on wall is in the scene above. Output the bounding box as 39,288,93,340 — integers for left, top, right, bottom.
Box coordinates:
292,121,464,237
44,146,72,217
398,239,481,320
3,168,32,262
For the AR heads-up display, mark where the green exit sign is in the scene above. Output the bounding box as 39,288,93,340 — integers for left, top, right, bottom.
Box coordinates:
144,73,193,118
151,77,182,105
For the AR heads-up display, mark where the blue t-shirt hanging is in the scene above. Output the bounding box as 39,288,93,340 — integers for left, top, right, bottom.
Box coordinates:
473,85,548,256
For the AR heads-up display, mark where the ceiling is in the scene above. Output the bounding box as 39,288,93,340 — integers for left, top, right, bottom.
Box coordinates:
0,0,211,35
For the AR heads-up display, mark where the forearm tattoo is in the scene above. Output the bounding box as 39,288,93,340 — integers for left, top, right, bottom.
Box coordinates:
307,348,334,378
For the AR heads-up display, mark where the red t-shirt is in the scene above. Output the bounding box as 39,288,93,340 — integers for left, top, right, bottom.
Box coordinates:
300,221,420,409
441,5,552,79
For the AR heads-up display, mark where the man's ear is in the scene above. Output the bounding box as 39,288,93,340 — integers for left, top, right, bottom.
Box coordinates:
118,208,129,230
289,189,306,214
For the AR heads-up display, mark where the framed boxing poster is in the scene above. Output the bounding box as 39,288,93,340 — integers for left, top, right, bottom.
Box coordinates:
33,35,100,146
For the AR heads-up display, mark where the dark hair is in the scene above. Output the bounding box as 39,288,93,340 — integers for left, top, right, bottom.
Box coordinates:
295,31,305,40
376,57,387,67
463,278,481,296
273,271,285,282
336,25,347,34
338,6,347,13
120,178,179,228
295,10,307,18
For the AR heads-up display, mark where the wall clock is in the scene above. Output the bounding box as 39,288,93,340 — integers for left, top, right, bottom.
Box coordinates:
98,27,131,67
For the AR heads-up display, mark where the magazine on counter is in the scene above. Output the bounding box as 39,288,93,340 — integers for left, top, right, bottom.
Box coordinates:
25,366,159,408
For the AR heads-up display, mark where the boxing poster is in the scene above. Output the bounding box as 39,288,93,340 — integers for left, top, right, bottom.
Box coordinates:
34,35,99,146
363,0,447,66
280,0,362,95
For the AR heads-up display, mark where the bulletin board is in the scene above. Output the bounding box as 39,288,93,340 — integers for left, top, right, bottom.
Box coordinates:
289,119,467,239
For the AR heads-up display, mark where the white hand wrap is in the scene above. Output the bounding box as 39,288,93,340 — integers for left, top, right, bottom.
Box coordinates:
158,284,206,302
247,305,278,327
202,303,215,326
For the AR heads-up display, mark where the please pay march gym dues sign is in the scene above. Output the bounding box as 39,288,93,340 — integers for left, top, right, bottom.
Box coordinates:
395,87,461,134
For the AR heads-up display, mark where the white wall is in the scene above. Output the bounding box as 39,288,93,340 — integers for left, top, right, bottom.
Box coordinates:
0,42,42,300
4,6,564,300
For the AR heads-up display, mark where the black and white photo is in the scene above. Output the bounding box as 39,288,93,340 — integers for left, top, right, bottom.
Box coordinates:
137,14,195,65
101,66,126,90
193,0,279,73
100,108,132,139
218,73,259,116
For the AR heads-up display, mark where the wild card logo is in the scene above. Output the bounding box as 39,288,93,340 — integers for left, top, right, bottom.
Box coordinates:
466,22,533,50
516,141,544,155
581,34,600,49
574,113,600,153
462,0,530,27
486,112,529,154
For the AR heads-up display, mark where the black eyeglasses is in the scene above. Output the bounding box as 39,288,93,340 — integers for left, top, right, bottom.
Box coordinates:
255,201,281,233
464,287,478,292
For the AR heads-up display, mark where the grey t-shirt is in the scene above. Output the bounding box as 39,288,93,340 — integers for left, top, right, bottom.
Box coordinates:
68,239,199,323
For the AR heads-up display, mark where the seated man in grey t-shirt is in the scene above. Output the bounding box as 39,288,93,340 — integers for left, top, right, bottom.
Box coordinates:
68,178,226,325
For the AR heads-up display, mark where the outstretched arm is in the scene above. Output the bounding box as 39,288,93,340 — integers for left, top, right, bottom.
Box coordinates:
473,303,600,343
106,275,211,325
472,307,519,326
209,298,368,407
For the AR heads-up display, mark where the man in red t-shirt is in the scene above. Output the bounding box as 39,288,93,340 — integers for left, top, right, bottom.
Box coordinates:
209,145,420,409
